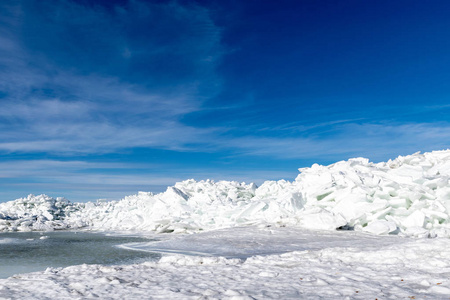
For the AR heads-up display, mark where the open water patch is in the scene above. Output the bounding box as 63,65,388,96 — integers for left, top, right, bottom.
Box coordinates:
0,231,159,279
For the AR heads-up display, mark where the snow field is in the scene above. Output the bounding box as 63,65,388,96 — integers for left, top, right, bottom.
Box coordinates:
2,150,450,237
1,227,450,299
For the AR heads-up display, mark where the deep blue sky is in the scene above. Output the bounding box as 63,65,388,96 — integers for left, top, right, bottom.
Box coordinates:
1,0,450,202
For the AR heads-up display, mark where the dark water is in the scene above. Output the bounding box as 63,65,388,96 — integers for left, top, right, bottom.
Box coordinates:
0,231,160,279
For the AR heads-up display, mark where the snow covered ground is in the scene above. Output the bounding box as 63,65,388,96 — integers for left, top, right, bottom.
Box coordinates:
1,150,450,299
1,227,450,299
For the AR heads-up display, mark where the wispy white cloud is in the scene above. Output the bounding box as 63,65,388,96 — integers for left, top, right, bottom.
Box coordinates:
0,160,143,178
0,159,293,186
2,119,449,202
218,122,450,162
0,0,223,154
0,159,186,201
2,1,450,205
0,158,296,202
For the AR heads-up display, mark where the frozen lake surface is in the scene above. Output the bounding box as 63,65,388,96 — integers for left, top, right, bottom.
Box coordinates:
0,231,159,279
2,226,450,299
121,226,406,258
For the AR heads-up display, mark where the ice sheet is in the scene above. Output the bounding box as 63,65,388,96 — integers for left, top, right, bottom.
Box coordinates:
120,226,404,258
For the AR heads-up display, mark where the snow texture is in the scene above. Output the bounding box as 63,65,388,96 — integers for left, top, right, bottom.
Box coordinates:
1,227,450,299
2,150,450,237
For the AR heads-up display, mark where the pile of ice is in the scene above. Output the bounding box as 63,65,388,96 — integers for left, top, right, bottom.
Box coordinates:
0,195,84,231
1,150,450,236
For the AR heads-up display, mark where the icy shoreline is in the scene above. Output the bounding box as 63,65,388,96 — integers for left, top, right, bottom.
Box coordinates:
2,150,450,237
1,226,450,299
0,231,159,279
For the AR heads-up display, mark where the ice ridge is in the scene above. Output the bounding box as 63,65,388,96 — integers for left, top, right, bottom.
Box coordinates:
1,150,450,237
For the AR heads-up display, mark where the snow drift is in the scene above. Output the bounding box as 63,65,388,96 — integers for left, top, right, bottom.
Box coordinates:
2,150,450,237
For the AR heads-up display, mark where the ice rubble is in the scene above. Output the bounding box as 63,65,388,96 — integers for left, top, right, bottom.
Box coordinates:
0,195,84,232
2,150,450,236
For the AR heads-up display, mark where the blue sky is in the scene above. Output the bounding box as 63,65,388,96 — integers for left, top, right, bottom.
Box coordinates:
1,0,450,202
